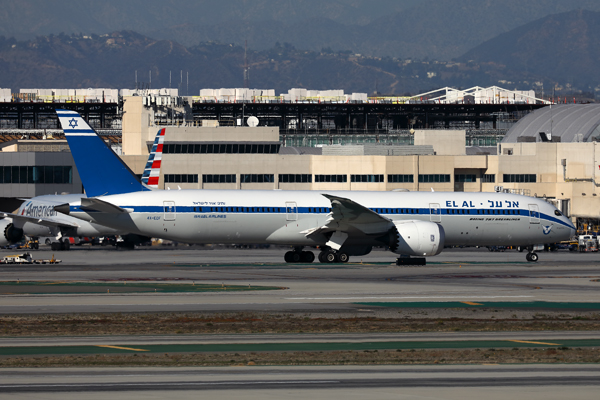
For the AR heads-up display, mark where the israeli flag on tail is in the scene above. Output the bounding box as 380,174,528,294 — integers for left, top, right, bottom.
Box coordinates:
56,109,153,197
141,128,165,188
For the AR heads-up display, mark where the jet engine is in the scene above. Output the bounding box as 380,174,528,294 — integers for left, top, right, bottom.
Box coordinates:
0,218,24,247
388,220,445,257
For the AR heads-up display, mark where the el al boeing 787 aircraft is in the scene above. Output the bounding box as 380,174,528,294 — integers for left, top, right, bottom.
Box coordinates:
54,109,575,264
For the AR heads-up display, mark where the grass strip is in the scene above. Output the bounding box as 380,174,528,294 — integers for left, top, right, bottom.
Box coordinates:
2,339,600,356
2,347,599,367
0,281,285,295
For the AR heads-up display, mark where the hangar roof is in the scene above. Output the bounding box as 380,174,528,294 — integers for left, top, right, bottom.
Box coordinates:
502,104,600,143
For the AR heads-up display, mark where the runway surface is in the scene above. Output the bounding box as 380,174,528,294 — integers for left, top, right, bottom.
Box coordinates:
2,247,600,398
1,365,599,399
1,247,599,314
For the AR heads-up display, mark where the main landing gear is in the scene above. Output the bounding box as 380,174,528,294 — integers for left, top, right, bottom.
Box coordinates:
284,249,315,263
50,239,70,251
317,250,349,264
283,248,350,264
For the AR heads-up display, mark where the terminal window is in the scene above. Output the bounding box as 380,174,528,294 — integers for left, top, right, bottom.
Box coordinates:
241,174,275,183
315,175,347,183
455,174,477,183
164,174,199,183
482,174,496,183
278,174,312,183
202,174,236,183
0,166,72,184
350,174,384,183
163,143,280,154
418,174,451,183
503,174,536,183
388,174,414,183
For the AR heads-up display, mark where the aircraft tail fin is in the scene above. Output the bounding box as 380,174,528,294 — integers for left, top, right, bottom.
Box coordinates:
141,128,165,188
56,109,150,197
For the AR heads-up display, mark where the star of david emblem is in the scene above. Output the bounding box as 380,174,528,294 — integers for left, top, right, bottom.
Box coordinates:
68,118,78,128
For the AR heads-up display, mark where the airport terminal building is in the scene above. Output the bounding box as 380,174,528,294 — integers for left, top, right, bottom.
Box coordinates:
1,87,599,232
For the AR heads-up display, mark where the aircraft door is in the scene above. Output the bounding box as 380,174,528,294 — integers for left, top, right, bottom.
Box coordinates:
528,204,540,224
164,201,176,221
285,201,297,221
429,203,441,222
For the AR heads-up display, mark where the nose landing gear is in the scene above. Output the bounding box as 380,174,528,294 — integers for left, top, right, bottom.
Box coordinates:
526,252,538,262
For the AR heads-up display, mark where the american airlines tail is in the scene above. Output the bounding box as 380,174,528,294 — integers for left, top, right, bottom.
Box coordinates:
56,109,151,197
56,110,576,264
141,128,165,188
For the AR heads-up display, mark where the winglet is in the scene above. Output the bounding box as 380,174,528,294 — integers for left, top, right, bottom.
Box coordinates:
56,109,150,197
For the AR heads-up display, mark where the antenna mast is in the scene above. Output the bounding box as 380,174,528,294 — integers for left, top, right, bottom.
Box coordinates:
244,40,249,89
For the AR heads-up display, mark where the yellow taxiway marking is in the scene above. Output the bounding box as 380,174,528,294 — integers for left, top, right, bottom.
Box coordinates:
461,301,483,306
97,345,149,352
508,340,561,346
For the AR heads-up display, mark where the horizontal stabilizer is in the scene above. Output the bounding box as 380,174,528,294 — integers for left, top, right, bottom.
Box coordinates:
80,197,130,214
0,212,79,228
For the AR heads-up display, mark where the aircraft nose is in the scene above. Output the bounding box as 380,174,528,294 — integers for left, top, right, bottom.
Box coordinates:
566,219,576,237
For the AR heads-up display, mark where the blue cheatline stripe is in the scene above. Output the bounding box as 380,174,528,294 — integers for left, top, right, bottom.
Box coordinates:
64,129,95,134
67,204,574,229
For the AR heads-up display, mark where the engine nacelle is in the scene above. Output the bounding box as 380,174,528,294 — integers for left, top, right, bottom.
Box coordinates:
389,220,445,257
0,218,24,246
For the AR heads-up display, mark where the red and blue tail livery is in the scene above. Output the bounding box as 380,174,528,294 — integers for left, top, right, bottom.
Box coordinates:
141,128,165,188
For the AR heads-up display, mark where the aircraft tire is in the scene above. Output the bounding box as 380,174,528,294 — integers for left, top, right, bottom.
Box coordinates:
63,241,70,251
284,251,293,263
301,251,315,263
291,252,302,263
529,252,538,262
325,251,338,263
318,251,327,263
337,253,349,263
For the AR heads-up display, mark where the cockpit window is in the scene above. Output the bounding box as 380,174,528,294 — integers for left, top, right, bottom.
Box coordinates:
554,210,563,216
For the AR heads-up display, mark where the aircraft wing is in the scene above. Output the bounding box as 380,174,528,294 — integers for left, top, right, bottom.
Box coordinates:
0,212,80,229
303,194,393,248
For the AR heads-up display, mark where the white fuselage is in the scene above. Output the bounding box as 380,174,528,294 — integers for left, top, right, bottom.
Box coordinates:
66,190,575,250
